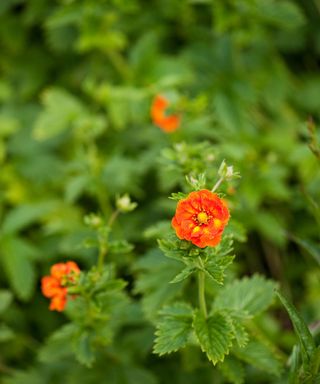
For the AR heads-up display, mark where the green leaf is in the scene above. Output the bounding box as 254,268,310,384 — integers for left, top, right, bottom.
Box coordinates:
218,356,245,384
169,192,188,201
1,236,36,301
39,323,75,363
203,254,234,285
0,290,13,314
1,201,57,234
0,323,15,342
193,310,234,365
108,239,134,255
170,266,196,284
158,238,190,262
234,340,282,376
276,290,316,361
133,250,186,320
33,88,84,140
230,318,249,348
73,330,96,368
293,236,320,266
214,275,277,317
153,303,193,355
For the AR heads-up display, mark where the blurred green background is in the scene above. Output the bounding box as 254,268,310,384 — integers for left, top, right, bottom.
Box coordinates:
0,0,319,383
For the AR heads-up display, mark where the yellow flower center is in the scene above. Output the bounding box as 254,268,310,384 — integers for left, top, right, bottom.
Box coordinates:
197,211,208,224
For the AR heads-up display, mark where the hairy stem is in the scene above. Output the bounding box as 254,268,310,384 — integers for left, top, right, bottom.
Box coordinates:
198,270,208,318
211,177,224,193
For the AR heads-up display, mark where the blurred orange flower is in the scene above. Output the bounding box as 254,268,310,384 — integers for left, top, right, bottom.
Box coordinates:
41,261,80,312
151,95,180,132
172,189,230,248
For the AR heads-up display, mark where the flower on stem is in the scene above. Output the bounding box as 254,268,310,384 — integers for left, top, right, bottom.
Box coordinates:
41,261,80,312
172,189,230,248
151,95,180,133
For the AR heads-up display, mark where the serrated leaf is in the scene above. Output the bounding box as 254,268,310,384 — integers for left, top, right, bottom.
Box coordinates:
193,310,234,365
234,340,282,375
158,238,188,261
170,266,196,284
169,192,188,201
204,255,234,285
230,318,249,348
1,236,36,301
154,303,193,355
214,275,277,317
0,290,13,314
276,290,315,362
218,356,245,384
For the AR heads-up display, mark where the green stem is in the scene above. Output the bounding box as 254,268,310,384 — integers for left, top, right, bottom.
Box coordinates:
97,244,107,272
211,176,224,193
97,210,120,271
198,270,207,318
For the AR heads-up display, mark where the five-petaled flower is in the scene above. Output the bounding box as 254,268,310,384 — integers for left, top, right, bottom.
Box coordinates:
172,189,230,248
41,261,80,312
151,95,180,133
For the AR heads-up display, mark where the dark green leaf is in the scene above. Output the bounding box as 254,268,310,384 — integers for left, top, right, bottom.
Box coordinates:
218,356,245,384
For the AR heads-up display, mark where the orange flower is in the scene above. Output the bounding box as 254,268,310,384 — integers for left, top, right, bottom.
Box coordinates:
171,189,230,248
151,95,180,133
41,261,80,312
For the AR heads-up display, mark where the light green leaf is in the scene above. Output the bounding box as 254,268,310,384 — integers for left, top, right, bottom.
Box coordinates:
230,319,249,348
170,266,196,284
276,290,316,362
1,201,57,235
0,290,13,314
218,355,245,384
154,303,193,356
214,275,277,317
33,88,84,140
1,236,36,301
158,238,189,262
234,340,282,376
0,323,15,342
193,310,234,365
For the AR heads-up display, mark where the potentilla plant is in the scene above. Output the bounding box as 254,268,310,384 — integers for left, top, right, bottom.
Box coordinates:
40,194,137,367
151,158,283,383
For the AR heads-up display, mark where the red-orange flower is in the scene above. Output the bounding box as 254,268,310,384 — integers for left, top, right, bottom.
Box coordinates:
151,95,180,133
41,261,80,312
171,189,230,248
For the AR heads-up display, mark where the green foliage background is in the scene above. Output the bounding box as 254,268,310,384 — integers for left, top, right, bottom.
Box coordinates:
0,0,319,383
